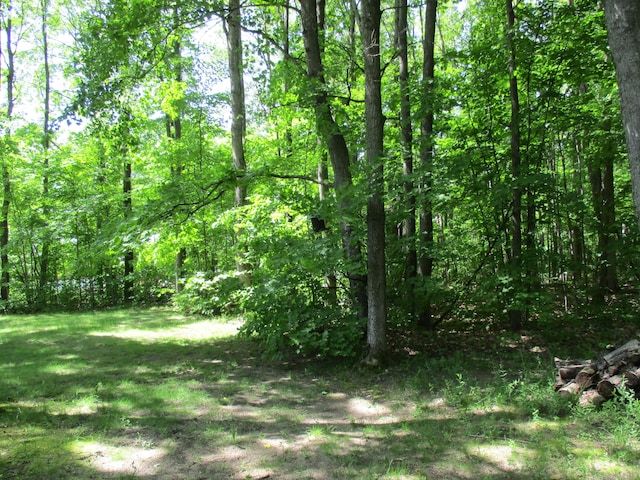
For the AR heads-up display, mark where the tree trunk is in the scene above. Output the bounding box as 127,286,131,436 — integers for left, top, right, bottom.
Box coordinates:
226,0,252,285
0,3,15,303
300,0,367,319
123,158,134,303
395,0,416,317
418,0,437,328
38,0,51,305
166,12,187,293
361,0,386,364
604,1,640,229
226,0,247,208
588,125,618,301
317,153,337,304
506,0,523,331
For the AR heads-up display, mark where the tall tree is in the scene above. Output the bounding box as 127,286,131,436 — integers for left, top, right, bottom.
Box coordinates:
38,0,52,304
224,0,252,285
121,114,135,303
395,0,416,317
588,119,618,299
361,0,386,364
418,0,437,328
604,1,640,229
165,9,187,293
506,0,523,331
0,0,16,303
225,0,247,208
299,0,367,319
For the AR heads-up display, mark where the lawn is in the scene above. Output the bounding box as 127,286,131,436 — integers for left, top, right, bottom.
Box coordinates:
1,308,640,479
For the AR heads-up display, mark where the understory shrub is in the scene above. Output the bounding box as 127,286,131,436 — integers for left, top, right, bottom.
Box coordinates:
173,271,245,316
239,277,365,359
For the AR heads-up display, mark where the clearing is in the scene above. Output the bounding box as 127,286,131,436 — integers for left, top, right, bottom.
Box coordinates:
1,308,639,479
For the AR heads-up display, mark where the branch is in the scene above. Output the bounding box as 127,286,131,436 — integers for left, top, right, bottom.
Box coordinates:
268,172,334,187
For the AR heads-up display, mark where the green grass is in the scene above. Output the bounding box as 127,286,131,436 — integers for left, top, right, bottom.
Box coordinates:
1,307,640,479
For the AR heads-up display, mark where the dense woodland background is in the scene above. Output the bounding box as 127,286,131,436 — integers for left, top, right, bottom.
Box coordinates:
1,0,639,360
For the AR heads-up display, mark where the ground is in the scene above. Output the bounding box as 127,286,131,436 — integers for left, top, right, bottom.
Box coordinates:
1,307,640,479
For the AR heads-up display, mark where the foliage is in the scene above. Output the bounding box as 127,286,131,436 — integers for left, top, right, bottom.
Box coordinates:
1,0,639,360
173,270,245,316
240,281,365,359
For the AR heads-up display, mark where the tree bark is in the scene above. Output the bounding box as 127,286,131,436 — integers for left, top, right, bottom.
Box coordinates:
38,0,51,304
361,0,386,364
167,11,187,293
300,0,367,318
317,153,337,304
123,156,134,303
587,125,618,300
506,0,523,331
604,1,640,229
418,0,437,328
395,0,416,317
226,0,253,285
0,2,15,303
226,0,247,208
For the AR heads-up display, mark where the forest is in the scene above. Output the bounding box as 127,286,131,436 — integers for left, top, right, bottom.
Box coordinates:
2,0,640,363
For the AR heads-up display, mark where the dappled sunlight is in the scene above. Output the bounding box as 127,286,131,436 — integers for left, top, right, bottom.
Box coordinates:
90,318,243,342
467,443,528,471
41,362,84,376
73,440,168,477
347,397,396,423
5,309,640,479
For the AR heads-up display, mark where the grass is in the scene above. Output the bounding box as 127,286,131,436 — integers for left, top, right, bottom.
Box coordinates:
1,307,640,479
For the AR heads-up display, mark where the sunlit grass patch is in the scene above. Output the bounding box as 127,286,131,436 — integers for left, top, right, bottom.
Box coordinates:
4,308,640,479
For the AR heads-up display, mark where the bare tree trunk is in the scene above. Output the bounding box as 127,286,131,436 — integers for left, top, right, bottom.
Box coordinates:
506,0,523,331
226,0,247,208
38,0,51,305
123,157,134,303
604,1,640,229
225,0,252,285
300,0,367,319
395,0,416,317
360,0,386,364
0,1,15,303
588,124,618,299
418,0,437,328
166,11,187,293
317,153,337,304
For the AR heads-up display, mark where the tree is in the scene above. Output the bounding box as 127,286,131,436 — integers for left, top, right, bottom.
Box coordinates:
418,0,437,328
38,0,52,305
299,0,367,319
225,0,247,209
395,0,416,317
0,0,17,304
361,0,386,364
505,0,523,331
604,1,640,229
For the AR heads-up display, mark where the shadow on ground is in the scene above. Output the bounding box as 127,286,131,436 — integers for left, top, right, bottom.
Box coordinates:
1,309,639,479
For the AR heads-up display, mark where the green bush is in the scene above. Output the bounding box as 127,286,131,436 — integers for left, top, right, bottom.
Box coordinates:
239,277,365,359
173,271,245,316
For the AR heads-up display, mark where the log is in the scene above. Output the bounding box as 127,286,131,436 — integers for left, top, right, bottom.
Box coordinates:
624,368,640,390
558,381,581,397
555,339,640,405
574,366,599,389
579,389,607,407
554,358,593,389
598,339,640,373
596,374,623,399
554,357,593,371
558,364,590,382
